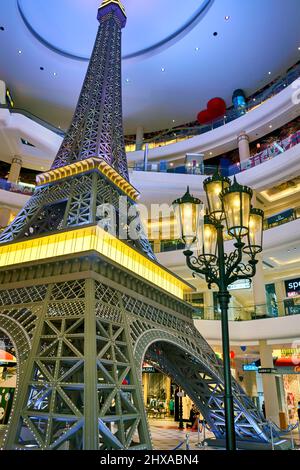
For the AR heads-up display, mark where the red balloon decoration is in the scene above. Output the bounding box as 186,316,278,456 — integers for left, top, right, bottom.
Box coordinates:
197,109,213,125
230,350,235,359
197,97,227,124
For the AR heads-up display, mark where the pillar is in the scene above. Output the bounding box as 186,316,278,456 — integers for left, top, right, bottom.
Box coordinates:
203,290,214,319
252,254,266,317
0,207,12,228
274,280,286,316
8,157,22,183
259,340,280,426
166,376,171,407
243,371,258,398
237,131,250,162
135,126,144,151
142,372,149,405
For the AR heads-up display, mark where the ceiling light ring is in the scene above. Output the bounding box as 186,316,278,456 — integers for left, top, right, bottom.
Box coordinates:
17,0,215,63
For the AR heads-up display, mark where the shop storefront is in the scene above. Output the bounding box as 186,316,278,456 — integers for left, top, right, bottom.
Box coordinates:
273,348,300,423
142,362,193,422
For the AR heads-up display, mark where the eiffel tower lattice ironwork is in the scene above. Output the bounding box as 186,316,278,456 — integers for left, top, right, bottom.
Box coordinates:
0,0,281,450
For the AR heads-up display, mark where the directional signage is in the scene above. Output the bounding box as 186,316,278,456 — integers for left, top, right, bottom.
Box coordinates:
258,368,277,374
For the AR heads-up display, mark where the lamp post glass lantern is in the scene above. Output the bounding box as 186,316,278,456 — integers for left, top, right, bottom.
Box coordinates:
173,177,264,450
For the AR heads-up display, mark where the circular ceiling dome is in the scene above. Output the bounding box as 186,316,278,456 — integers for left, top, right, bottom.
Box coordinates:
17,0,213,60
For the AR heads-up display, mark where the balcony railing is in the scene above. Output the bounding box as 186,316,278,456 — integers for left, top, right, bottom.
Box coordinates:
131,128,300,177
190,300,300,321
0,178,35,196
128,61,300,151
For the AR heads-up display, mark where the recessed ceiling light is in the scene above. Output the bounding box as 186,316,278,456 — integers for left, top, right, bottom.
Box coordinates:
209,152,213,155
195,47,199,51
253,98,256,102
53,72,57,76
298,47,300,51
268,71,271,75
125,78,130,83
269,125,273,128
18,50,22,54
161,67,165,72
225,15,230,20
172,119,175,123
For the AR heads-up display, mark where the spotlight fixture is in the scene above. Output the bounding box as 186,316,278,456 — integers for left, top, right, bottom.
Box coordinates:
268,71,271,75
269,125,273,129
53,72,57,76
125,78,130,83
195,47,199,51
161,67,165,72
18,50,22,54
225,15,230,20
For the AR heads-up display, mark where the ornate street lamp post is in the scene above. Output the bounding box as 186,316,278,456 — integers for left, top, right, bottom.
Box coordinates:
173,177,264,450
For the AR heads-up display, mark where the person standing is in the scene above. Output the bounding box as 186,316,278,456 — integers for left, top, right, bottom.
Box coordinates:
169,397,174,417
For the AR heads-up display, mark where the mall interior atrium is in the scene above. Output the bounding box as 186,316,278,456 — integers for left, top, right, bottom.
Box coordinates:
0,0,300,455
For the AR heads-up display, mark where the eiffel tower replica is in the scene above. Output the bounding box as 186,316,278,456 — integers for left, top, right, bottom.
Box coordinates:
0,0,275,450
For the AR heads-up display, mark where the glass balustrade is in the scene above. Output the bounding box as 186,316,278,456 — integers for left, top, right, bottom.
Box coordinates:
128,61,300,151
130,127,300,177
0,178,35,196
190,300,300,321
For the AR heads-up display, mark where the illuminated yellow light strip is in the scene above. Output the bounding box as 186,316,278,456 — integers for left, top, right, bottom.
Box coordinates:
261,185,300,202
36,157,139,201
269,256,300,266
0,226,191,299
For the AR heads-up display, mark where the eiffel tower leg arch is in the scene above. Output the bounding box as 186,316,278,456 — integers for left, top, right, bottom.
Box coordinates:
133,328,271,444
0,315,33,447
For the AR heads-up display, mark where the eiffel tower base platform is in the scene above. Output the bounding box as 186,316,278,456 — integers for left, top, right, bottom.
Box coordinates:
0,252,276,450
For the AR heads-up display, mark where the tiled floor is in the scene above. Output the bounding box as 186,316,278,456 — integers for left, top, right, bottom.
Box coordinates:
148,418,215,450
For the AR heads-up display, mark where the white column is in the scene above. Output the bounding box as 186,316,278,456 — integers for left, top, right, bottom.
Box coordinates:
203,290,214,319
135,126,144,151
252,254,266,316
259,340,280,426
8,157,22,183
237,131,250,162
274,280,286,316
0,207,12,228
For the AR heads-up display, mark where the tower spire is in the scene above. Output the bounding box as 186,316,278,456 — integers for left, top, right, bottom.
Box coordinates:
51,0,129,180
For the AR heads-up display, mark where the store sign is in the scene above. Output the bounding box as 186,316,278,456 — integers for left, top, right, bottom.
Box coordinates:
285,278,300,298
142,361,156,373
267,209,294,226
243,364,259,372
228,279,251,291
258,368,277,374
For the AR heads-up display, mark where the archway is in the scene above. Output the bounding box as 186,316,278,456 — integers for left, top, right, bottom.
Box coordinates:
134,329,272,445
0,315,32,448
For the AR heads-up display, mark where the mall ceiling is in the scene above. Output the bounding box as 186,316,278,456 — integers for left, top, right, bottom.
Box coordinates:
0,0,300,134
